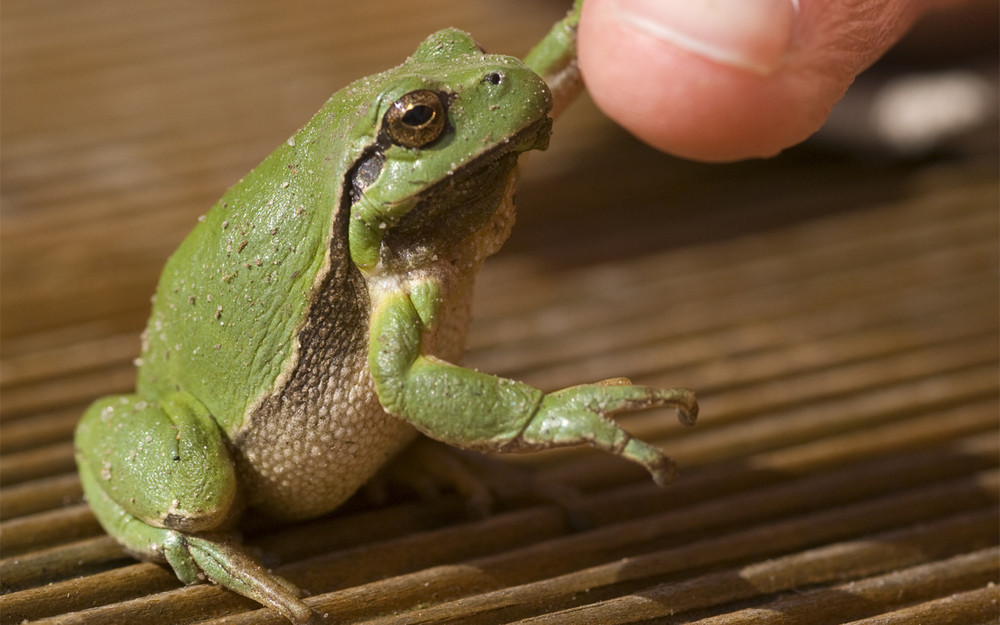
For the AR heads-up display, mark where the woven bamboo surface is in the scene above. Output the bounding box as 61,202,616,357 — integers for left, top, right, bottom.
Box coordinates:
2,1,998,623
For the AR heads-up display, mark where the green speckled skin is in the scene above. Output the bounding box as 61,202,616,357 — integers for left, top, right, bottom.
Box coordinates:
75,8,699,623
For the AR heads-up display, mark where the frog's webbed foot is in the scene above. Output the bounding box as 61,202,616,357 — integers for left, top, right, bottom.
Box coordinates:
164,532,314,624
516,381,698,487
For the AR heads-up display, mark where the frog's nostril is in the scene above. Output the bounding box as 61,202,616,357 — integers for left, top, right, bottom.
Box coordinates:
483,71,504,85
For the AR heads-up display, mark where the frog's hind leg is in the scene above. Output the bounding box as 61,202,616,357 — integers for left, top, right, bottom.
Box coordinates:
369,436,587,520
75,393,313,624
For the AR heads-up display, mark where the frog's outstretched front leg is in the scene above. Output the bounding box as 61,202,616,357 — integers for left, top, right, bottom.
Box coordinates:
369,284,698,486
75,394,313,624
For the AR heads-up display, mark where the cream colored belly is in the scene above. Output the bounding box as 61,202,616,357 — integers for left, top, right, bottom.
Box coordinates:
233,346,418,520
233,275,477,521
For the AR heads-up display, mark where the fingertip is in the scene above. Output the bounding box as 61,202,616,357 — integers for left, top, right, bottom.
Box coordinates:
585,0,948,160
579,0,828,161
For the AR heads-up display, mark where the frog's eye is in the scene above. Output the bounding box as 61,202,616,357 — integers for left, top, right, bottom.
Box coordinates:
383,90,447,148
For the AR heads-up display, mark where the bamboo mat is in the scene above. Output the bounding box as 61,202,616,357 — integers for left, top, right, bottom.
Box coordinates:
2,1,998,623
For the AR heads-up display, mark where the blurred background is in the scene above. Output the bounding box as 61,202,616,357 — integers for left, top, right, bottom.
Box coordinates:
2,0,995,343
2,1,997,623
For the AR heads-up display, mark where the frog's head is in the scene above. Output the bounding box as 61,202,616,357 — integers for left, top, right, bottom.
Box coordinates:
344,29,553,272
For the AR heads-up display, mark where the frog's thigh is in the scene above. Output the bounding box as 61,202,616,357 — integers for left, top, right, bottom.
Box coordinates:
77,459,199,581
77,395,313,622
75,392,238,559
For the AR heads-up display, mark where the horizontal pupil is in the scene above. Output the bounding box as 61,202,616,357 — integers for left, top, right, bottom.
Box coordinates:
402,105,435,127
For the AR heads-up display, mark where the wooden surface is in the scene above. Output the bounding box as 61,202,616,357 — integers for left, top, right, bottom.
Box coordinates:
2,1,998,623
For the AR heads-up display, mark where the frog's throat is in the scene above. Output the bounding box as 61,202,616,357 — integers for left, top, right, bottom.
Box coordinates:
347,116,551,271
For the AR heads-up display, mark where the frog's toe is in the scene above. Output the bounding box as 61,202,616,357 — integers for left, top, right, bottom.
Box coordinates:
166,532,314,624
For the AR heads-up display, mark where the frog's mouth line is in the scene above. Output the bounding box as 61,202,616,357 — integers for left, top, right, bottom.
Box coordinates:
347,114,551,209
410,114,552,210
347,102,552,202
501,115,553,157
442,115,552,184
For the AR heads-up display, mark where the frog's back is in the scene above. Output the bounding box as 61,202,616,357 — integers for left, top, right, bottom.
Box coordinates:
138,85,369,432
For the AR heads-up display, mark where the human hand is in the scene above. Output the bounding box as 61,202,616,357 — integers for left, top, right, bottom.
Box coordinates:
577,0,974,161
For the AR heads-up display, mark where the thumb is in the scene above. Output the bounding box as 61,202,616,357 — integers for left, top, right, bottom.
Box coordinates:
577,0,967,162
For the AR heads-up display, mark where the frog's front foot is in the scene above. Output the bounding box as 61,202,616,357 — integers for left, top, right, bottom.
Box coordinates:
518,382,698,486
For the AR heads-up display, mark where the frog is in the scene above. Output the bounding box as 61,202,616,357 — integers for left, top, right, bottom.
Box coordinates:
74,2,698,622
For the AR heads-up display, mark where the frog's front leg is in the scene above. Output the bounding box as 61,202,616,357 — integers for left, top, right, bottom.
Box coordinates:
369,280,698,486
525,0,584,117
74,394,313,624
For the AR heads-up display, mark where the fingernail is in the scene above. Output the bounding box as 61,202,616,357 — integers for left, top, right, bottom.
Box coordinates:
613,0,797,75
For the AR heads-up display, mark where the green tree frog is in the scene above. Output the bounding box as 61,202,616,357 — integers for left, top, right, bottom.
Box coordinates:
74,3,697,622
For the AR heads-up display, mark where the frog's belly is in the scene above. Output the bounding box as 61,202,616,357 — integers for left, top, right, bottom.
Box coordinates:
233,349,417,520
230,287,476,520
